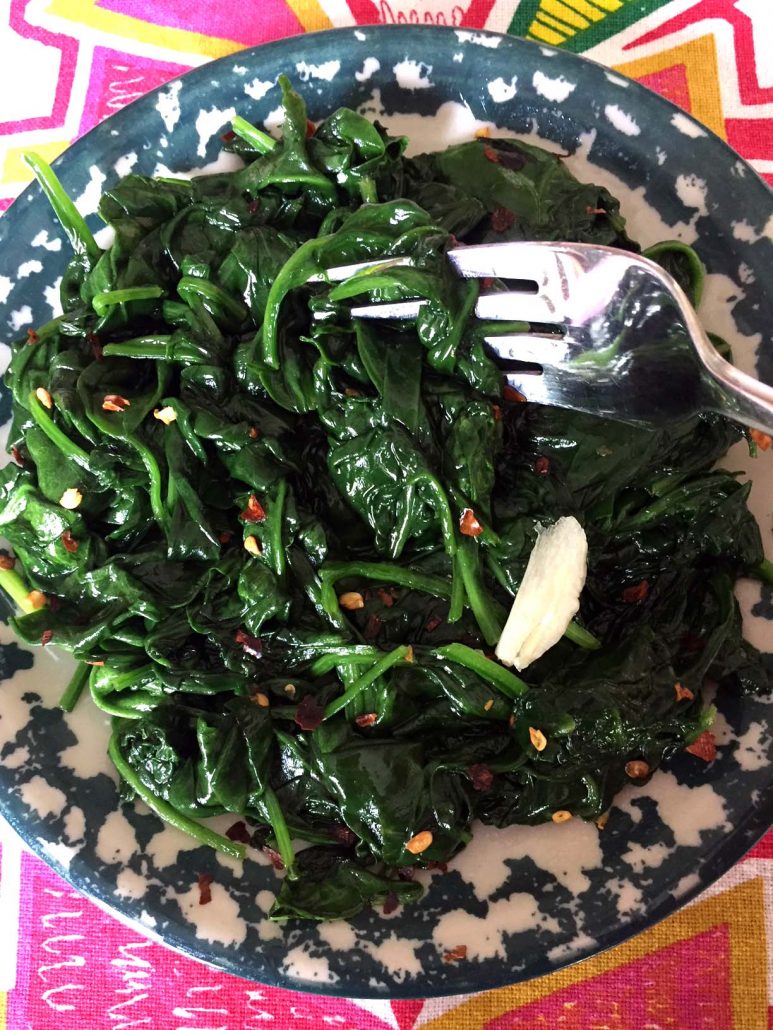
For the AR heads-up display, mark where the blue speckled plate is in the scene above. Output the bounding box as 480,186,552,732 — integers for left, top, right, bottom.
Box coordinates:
1,25,772,999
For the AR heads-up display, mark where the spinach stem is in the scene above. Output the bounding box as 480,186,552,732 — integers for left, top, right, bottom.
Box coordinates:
93,286,164,317
28,392,93,471
448,551,465,623
102,336,174,360
262,786,296,877
319,561,451,599
564,621,602,650
0,566,39,613
456,537,505,646
231,115,277,154
756,559,773,585
59,662,90,712
108,730,246,860
433,643,528,698
324,645,410,718
23,152,100,264
310,646,382,677
267,480,287,579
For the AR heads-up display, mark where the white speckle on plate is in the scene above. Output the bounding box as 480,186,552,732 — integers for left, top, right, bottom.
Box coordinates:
258,918,283,942
672,871,701,899
63,806,85,844
20,776,66,818
244,77,274,101
607,877,644,917
38,837,78,871
532,70,576,103
0,275,12,305
733,721,769,770
604,104,640,136
92,226,115,250
363,935,422,981
115,868,149,899
675,173,708,217
283,947,337,983
9,305,32,331
113,152,138,177
605,72,629,88
1,746,29,770
233,65,246,75
356,92,500,156
153,152,245,181
455,30,500,47
44,277,62,317
295,59,341,83
354,30,366,41
671,112,706,138
31,229,62,252
547,931,597,963
17,259,42,279
433,896,560,962
733,219,761,243
263,105,285,135
656,147,668,165
96,809,137,865
487,76,517,103
195,105,236,158
540,47,557,58
739,261,755,284
355,57,380,83
621,841,672,873
318,921,358,951
144,825,205,868
74,165,107,217
156,80,182,133
255,889,276,914
393,60,433,91
453,52,464,63
175,882,247,947
616,770,729,847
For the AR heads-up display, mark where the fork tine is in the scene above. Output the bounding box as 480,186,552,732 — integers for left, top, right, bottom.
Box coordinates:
476,292,565,324
349,300,425,320
448,242,560,283
484,333,570,366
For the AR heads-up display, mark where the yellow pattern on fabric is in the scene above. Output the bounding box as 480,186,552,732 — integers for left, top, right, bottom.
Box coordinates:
614,34,726,140
0,992,5,1029
420,878,768,1030
285,0,334,31
527,0,625,45
4,141,70,185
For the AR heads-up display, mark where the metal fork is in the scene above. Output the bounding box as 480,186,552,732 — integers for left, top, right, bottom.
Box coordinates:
323,241,773,433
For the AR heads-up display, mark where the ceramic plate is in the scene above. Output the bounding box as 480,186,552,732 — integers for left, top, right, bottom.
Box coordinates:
0,25,772,998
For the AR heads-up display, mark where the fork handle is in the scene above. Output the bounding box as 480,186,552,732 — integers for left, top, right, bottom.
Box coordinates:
691,321,773,434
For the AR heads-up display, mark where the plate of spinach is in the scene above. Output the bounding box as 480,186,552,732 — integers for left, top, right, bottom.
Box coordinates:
0,26,772,998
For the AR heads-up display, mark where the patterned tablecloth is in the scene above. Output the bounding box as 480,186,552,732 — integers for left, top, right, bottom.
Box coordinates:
1,1,772,1027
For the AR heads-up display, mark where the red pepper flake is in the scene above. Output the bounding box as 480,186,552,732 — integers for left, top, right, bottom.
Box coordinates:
306,118,316,137
364,614,382,640
674,682,695,702
750,428,772,451
397,866,415,881
102,394,131,413
481,277,496,290
225,820,251,844
427,860,448,873
248,426,260,440
586,206,607,216
263,845,285,871
221,129,236,141
383,892,400,915
240,494,266,523
331,824,357,847
295,694,325,731
468,763,494,793
60,529,79,553
86,659,104,666
0,554,14,571
234,628,263,659
219,531,233,545
355,712,377,728
622,580,650,604
686,730,717,763
491,207,515,233
344,387,362,398
492,404,502,422
10,446,24,466
40,629,53,646
482,145,500,164
377,587,395,608
443,944,468,963
459,508,483,537
534,455,550,476
504,385,527,403
197,873,214,905
26,328,39,345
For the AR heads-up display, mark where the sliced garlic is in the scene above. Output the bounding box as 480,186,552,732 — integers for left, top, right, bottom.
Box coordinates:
495,515,588,671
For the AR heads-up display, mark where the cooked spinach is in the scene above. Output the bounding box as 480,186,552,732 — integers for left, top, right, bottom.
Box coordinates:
2,78,770,921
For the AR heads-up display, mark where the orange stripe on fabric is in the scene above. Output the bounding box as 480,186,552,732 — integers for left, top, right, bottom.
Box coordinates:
284,0,334,32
